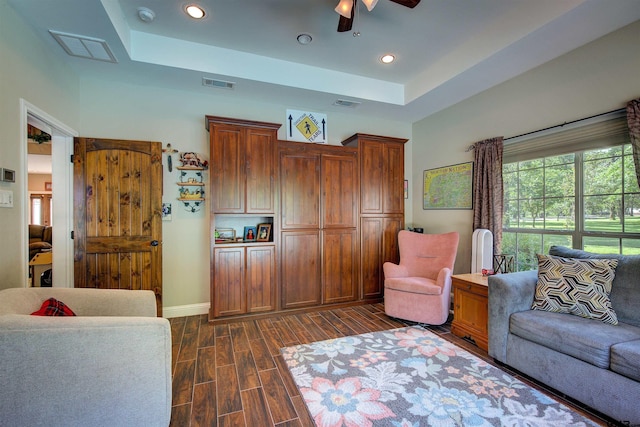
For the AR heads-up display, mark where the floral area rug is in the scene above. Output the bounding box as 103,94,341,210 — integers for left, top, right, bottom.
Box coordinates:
281,326,600,427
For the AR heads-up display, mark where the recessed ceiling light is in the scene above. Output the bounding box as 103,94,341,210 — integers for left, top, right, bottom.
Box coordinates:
381,54,395,64
296,33,313,45
185,5,206,19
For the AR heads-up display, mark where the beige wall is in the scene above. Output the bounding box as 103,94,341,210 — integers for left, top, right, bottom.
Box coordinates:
0,1,79,289
75,79,411,312
411,20,640,274
28,174,52,193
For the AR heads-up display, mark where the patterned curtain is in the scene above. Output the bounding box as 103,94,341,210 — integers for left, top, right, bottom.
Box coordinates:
627,98,640,189
473,137,504,255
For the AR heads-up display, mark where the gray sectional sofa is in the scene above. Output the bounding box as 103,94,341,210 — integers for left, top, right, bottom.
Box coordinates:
488,246,640,424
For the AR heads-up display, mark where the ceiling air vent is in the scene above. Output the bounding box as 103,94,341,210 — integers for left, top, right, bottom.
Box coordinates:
333,99,361,108
49,30,117,63
202,77,235,90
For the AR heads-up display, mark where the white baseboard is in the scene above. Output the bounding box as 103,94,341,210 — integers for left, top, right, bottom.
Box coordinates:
163,302,210,319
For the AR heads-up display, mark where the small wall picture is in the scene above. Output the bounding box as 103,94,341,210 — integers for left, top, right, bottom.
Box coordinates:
257,223,272,242
243,226,257,242
162,203,172,221
44,182,52,191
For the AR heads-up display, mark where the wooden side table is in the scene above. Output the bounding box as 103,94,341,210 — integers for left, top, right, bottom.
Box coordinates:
451,273,488,351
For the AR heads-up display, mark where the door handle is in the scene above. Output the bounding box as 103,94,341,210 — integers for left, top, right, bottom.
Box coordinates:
150,240,159,246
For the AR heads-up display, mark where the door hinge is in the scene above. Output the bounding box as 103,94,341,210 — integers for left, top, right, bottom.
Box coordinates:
70,154,74,163
70,230,74,240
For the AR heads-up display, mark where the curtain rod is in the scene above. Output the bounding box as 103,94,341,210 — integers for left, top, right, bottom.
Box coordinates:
466,107,626,152
504,107,626,141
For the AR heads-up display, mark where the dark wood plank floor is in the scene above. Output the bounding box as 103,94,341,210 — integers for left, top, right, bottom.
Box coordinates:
169,303,615,427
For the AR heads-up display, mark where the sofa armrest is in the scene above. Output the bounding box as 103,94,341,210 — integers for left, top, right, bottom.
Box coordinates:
383,262,408,279
488,270,537,362
0,315,171,426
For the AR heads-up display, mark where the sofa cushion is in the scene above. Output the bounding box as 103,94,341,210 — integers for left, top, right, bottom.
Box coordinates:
510,310,640,368
533,254,618,325
611,339,640,382
31,298,76,316
549,246,640,327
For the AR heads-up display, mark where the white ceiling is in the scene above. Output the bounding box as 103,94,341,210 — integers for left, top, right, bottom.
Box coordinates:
8,0,640,123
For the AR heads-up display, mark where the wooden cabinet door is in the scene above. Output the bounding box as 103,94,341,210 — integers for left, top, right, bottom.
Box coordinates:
322,153,358,228
213,247,245,317
281,230,321,309
360,216,403,299
211,124,244,213
382,216,403,266
384,143,405,214
323,228,358,304
246,245,275,313
245,128,276,214
361,217,383,299
280,151,320,229
360,140,384,214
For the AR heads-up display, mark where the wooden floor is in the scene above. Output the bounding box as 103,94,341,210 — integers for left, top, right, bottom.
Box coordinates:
168,303,614,427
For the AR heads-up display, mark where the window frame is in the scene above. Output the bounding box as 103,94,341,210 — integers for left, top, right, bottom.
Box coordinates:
502,143,640,271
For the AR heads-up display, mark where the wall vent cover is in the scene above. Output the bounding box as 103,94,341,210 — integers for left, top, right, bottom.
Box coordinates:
333,99,361,108
202,77,235,89
49,30,117,63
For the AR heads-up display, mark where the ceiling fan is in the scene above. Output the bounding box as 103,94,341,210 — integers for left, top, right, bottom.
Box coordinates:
335,0,421,32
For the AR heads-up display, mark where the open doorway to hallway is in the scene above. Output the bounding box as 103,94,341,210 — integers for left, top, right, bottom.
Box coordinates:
21,100,77,289
26,121,53,287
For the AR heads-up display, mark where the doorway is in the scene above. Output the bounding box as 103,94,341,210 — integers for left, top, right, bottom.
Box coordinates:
21,100,77,288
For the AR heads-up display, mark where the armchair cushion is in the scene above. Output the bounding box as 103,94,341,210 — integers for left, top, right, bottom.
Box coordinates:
385,277,442,295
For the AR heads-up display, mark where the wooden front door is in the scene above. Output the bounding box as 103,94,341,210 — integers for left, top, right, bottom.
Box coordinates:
73,137,163,315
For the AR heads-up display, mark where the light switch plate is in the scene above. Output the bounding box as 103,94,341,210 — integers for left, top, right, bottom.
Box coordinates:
0,189,14,208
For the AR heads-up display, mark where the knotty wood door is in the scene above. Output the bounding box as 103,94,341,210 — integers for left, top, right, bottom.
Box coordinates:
73,137,163,315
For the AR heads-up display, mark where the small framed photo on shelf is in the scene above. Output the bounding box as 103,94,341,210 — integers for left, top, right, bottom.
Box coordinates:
257,223,272,242
215,228,236,243
243,226,257,242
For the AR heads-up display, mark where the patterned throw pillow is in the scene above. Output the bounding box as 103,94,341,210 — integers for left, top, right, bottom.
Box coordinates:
532,254,619,325
31,298,77,316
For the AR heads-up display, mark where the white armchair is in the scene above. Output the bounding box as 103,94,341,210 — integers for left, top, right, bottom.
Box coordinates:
0,288,171,427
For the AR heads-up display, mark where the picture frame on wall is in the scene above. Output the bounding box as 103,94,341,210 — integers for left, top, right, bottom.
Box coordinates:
44,182,52,191
423,161,473,210
215,228,236,243
243,226,257,242
256,223,271,242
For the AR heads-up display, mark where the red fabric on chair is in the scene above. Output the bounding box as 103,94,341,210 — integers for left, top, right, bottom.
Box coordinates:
31,298,76,316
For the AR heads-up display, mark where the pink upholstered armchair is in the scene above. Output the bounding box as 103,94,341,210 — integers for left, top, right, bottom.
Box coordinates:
383,230,459,325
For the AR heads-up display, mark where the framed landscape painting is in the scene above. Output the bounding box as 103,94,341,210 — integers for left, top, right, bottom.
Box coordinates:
423,162,473,210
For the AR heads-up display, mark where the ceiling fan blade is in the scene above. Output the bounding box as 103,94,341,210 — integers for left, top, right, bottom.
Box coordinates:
337,2,354,32
389,0,420,8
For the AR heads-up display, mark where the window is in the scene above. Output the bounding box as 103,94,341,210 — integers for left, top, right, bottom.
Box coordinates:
502,116,637,271
30,194,52,226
